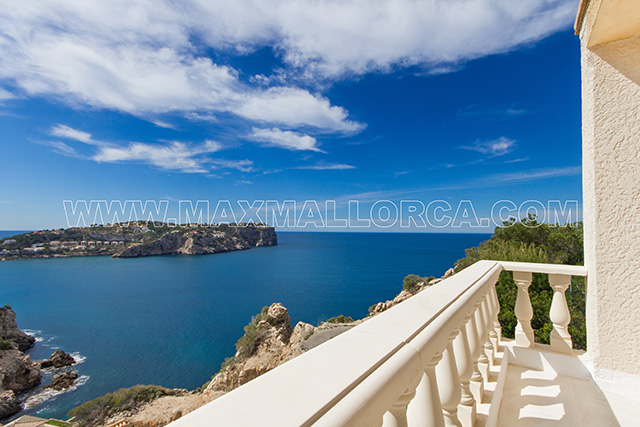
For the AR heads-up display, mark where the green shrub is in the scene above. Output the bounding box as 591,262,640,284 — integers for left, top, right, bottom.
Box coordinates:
44,420,72,427
455,215,586,350
326,315,354,324
68,385,181,426
233,306,274,361
0,340,14,350
402,274,423,291
219,356,236,372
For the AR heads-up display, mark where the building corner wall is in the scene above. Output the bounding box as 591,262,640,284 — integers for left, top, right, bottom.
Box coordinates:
579,0,640,375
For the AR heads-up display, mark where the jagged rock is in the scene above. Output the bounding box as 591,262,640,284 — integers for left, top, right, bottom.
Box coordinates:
45,371,78,390
39,350,76,369
444,268,455,278
0,349,41,394
0,306,35,352
0,390,21,419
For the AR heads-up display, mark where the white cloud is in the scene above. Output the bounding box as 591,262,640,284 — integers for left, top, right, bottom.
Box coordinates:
296,163,356,170
249,127,323,152
337,166,581,202
0,87,15,101
50,124,95,144
150,120,177,130
93,140,223,173
189,0,576,78
460,137,517,157
0,0,573,132
210,159,254,172
47,124,251,174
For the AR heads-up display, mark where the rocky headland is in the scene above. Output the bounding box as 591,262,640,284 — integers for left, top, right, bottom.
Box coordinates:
0,306,41,419
86,268,455,427
0,222,277,261
0,306,78,421
114,224,276,258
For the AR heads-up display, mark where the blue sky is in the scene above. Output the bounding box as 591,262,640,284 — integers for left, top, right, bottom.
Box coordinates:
0,0,582,231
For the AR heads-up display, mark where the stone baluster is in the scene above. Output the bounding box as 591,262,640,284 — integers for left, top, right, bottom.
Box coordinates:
549,274,573,354
481,294,496,367
514,271,535,347
454,314,476,427
467,302,484,405
490,286,501,357
407,352,445,427
383,386,418,427
436,329,462,427
475,300,490,383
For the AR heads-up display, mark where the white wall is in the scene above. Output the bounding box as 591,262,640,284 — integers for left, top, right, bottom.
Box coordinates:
580,0,640,375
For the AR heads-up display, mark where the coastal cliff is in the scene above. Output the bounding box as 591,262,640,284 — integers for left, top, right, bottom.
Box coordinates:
0,306,80,421
0,306,36,352
114,225,276,258
0,306,40,419
96,303,361,427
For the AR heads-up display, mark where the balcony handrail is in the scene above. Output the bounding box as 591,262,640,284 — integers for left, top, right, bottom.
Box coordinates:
169,260,585,427
499,261,587,276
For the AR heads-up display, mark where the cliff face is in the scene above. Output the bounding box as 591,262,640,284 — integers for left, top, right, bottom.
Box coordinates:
203,304,358,397
0,306,35,352
0,306,40,420
0,349,41,419
114,226,277,258
233,226,278,247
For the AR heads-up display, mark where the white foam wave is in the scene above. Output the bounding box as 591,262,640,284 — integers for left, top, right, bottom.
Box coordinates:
70,352,86,365
22,329,43,342
22,375,90,410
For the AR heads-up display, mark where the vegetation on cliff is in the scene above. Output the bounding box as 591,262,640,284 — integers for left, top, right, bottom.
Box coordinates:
67,385,186,427
455,215,586,350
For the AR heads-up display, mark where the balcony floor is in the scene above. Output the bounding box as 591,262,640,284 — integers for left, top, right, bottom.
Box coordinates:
483,341,640,427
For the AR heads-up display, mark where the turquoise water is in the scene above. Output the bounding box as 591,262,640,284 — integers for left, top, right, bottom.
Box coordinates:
0,231,489,420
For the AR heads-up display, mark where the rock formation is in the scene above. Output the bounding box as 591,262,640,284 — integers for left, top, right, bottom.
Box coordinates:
39,350,76,369
0,348,41,419
114,225,277,258
45,371,78,390
0,306,41,419
0,306,35,352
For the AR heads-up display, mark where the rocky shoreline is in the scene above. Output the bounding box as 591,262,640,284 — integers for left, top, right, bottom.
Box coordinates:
0,306,78,421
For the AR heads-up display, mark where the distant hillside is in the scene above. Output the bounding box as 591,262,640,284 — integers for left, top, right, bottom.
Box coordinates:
0,222,277,260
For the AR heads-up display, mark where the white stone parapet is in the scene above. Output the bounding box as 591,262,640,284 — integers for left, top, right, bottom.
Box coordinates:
169,260,587,427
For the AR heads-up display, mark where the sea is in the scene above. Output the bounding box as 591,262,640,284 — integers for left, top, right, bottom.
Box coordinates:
0,231,489,420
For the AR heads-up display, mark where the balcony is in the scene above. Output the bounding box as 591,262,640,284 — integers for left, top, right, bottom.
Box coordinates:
169,260,639,426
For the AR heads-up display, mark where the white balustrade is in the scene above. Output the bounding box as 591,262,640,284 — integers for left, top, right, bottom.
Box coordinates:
475,300,490,384
454,314,476,427
168,261,586,427
513,271,535,347
467,302,484,405
407,353,445,427
490,287,501,358
437,329,462,427
481,295,496,367
549,274,573,354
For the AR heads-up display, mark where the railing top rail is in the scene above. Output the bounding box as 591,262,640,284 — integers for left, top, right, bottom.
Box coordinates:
497,261,587,276
169,260,501,427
